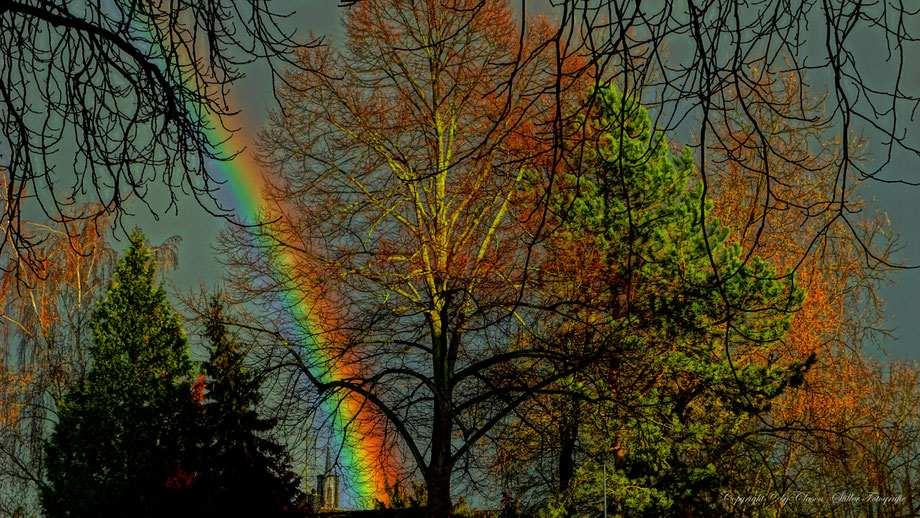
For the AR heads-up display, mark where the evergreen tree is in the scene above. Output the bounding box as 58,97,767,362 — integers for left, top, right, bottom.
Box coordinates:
42,231,195,517
529,86,813,516
183,297,302,515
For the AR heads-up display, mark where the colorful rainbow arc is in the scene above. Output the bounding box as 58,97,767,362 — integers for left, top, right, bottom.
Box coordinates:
141,13,396,508
209,124,396,507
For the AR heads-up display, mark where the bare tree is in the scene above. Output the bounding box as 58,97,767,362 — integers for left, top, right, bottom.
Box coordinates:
218,0,598,514
0,210,113,515
541,0,919,267
0,0,315,275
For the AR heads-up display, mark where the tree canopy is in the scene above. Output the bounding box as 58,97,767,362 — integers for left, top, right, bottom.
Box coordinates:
223,1,823,513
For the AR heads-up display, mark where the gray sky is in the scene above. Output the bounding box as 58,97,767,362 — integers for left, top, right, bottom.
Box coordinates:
132,1,918,361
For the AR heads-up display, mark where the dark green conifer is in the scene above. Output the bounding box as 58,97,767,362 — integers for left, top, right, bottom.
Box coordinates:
42,231,194,517
184,297,302,515
540,86,813,516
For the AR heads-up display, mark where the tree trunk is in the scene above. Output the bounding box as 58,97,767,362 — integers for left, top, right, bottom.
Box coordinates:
426,454,453,517
558,410,579,517
427,307,454,518
426,395,454,517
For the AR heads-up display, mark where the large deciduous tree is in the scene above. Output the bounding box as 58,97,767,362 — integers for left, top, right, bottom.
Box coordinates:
225,0,573,514
220,0,919,513
41,231,194,517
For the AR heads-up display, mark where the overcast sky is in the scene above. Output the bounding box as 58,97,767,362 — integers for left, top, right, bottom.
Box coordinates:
131,1,919,362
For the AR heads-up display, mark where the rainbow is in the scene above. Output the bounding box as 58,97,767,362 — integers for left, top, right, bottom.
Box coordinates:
141,11,397,509
209,118,397,508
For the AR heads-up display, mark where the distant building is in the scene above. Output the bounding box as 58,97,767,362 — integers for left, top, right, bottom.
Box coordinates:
315,445,340,510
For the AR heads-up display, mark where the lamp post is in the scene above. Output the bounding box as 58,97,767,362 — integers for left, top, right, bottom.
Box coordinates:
603,462,607,518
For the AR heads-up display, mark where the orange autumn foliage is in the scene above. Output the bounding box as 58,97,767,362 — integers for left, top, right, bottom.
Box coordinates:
706,64,918,512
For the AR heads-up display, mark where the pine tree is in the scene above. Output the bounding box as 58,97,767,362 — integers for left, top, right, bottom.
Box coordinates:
184,297,302,515
528,86,813,516
42,231,195,517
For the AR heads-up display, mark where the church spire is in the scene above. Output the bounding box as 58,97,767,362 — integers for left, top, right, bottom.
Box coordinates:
316,442,340,510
